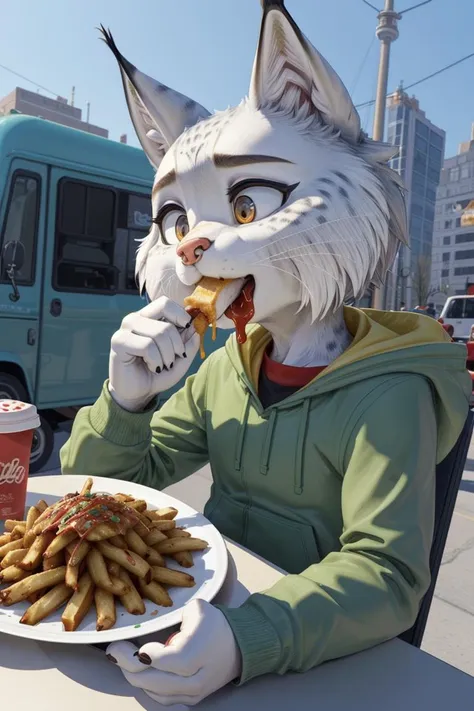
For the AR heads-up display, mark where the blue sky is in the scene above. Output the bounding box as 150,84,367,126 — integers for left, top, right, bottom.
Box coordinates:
1,0,472,158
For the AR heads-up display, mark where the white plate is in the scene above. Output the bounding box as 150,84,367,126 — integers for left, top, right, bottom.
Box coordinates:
0,475,228,644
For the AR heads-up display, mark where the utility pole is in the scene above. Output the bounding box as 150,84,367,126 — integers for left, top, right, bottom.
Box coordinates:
371,0,401,309
364,0,433,309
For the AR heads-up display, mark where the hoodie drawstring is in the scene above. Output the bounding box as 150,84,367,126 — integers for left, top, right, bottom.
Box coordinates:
294,399,311,495
234,389,251,472
260,409,277,475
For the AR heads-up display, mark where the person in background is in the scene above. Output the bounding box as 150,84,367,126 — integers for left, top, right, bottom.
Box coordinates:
426,303,436,318
400,302,406,311
468,325,474,342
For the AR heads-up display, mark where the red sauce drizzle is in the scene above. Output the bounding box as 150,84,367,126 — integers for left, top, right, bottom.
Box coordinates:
225,279,256,345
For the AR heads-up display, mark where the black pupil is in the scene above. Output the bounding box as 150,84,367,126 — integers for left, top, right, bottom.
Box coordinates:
177,215,188,237
239,197,253,219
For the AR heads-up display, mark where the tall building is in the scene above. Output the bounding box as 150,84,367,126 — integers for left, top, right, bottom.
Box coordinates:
0,87,108,138
431,124,474,311
384,86,445,309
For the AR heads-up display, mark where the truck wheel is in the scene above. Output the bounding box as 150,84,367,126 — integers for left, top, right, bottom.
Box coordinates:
0,373,54,474
29,415,54,473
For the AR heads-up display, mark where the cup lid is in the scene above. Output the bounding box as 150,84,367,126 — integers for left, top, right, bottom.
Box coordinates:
0,400,41,434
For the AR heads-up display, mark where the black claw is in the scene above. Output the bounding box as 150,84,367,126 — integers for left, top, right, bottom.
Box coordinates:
138,653,152,666
182,353,187,359
169,363,174,369
185,322,191,329
156,367,161,374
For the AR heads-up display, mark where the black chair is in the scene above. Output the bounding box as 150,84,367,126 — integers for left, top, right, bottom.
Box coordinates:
399,408,474,647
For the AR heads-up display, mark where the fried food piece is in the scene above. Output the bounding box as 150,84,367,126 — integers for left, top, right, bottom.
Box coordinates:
109,535,127,550
147,507,178,521
0,533,11,547
0,539,25,558
138,579,173,607
114,494,135,503
85,523,120,542
80,477,93,496
118,569,146,616
43,530,77,559
97,540,151,581
106,561,121,577
4,519,25,532
20,532,55,570
25,506,41,534
20,584,72,626
127,499,147,513
144,529,167,546
124,529,164,566
0,566,66,606
184,276,235,357
166,528,192,539
43,551,64,571
151,566,195,588
1,548,28,569
65,562,80,591
62,572,95,632
155,538,208,555
134,520,151,538
0,565,31,583
94,588,116,631
10,524,26,540
172,552,194,568
66,540,90,567
147,519,176,532
86,548,129,595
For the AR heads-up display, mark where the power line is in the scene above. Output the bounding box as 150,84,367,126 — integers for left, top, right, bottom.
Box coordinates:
0,62,61,98
399,0,433,15
355,51,474,108
361,0,433,14
350,35,377,97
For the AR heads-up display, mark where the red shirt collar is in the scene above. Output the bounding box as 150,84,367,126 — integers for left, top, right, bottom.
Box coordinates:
261,347,327,387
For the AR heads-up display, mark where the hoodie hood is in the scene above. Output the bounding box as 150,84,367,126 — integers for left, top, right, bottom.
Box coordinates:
226,307,471,463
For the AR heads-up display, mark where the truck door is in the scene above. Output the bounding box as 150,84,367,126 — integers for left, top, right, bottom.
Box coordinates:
36,169,146,408
0,159,47,399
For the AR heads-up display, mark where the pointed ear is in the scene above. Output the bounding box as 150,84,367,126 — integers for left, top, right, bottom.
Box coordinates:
99,27,211,169
250,2,361,144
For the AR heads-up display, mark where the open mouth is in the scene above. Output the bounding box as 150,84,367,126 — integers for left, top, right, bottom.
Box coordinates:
184,276,256,358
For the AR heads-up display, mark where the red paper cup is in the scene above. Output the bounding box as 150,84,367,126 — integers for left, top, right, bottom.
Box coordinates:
0,400,40,521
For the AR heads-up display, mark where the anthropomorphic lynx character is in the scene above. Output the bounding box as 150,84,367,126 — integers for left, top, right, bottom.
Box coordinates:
61,1,470,705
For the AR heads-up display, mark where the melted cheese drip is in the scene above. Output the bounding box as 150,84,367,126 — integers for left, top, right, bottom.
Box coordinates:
184,277,234,358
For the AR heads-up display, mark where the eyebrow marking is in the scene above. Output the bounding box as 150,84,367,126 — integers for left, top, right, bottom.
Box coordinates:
152,170,176,195
213,154,294,168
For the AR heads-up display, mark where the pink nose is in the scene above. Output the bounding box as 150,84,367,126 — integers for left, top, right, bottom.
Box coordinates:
176,237,211,265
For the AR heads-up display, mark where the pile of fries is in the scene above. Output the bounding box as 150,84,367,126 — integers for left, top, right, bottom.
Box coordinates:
0,478,208,632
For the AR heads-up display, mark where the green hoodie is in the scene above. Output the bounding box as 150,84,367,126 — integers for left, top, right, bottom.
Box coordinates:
60,308,470,684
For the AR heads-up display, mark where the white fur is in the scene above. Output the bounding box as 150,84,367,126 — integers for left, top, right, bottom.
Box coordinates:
104,4,407,366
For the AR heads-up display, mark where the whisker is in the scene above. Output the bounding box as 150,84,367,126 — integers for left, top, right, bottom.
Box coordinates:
240,210,381,258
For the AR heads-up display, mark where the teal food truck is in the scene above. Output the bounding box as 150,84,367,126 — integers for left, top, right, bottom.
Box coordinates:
0,115,226,471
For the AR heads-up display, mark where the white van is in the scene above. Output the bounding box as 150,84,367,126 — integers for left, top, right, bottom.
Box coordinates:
439,295,474,341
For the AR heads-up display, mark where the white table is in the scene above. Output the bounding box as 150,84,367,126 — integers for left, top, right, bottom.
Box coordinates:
0,476,473,711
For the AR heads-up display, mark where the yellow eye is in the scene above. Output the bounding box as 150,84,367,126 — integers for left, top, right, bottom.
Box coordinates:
175,214,189,241
234,195,256,225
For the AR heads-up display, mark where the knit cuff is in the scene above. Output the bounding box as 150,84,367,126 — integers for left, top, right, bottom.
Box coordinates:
88,381,157,447
217,600,282,685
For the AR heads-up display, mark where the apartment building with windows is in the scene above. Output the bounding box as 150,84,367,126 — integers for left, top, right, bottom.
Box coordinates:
431,124,474,312
384,86,445,309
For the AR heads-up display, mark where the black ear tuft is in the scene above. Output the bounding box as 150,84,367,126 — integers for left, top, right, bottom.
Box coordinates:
260,0,286,10
97,25,123,64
